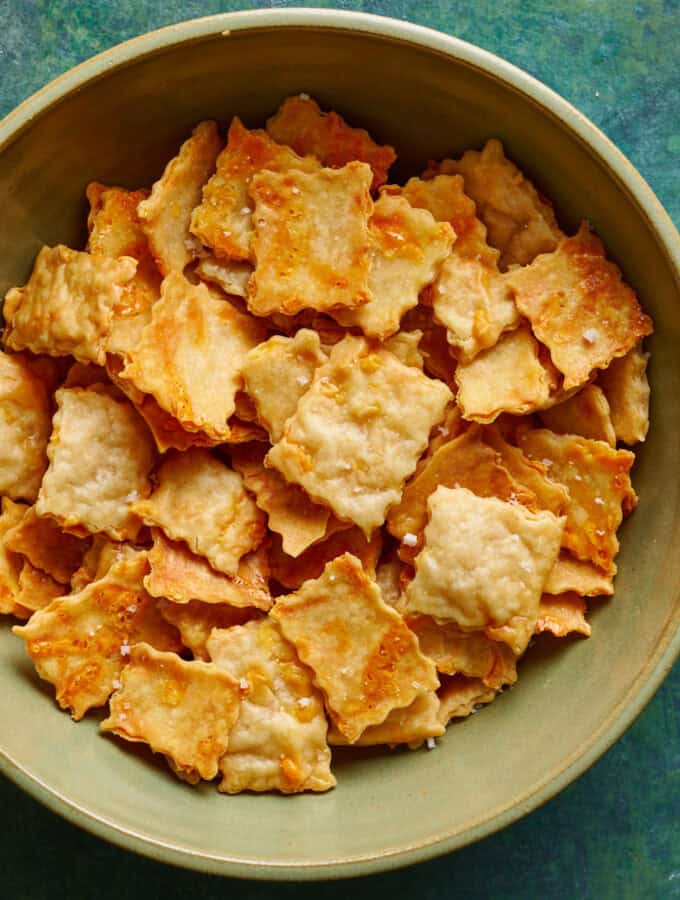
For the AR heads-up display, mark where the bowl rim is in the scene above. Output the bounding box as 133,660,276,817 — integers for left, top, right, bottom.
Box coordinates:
0,6,679,882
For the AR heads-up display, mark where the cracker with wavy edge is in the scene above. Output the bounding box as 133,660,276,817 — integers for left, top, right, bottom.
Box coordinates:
86,182,162,355
431,139,563,268
131,448,265,576
195,255,252,298
158,599,259,661
328,691,443,746
400,304,457,389
266,94,396,190
3,245,136,364
138,120,222,275
231,443,336,558
267,335,451,534
5,505,89,584
519,429,636,574
333,194,454,339
15,561,65,614
12,553,181,719
506,224,653,390
455,325,558,423
536,593,591,638
405,487,564,638
36,386,155,541
544,551,614,597
241,329,326,442
121,272,265,442
0,350,52,501
268,525,380,591
101,642,241,781
271,553,439,743
207,619,335,793
145,528,271,611
437,675,497,724
248,162,373,316
0,498,29,617
598,344,650,444
70,537,142,592
539,384,616,446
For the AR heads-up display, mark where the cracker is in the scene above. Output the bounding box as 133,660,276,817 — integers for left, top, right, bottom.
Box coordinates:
271,553,439,743
248,162,373,316
12,553,181,719
3,245,137,364
539,384,616,446
597,344,650,444
404,486,564,634
190,117,319,262
36,386,155,541
387,426,538,555
519,429,636,573
157,599,258,661
101,642,241,781
207,619,335,793
241,329,326,442
544,551,614,597
15,561,66,613
433,139,563,268
375,558,406,612
121,272,265,442
536,592,591,638
4,504,90,583
131,448,265,575
0,498,29,617
333,194,454,339
266,335,451,534
268,525,381,591
138,120,222,275
195,255,252,298
404,615,517,689
506,224,653,390
70,537,139,592
0,350,52,501
145,528,271,611
231,443,334,557
400,304,457,389
455,325,557,423
383,330,424,369
266,94,396,190
437,675,497,724
86,182,162,355
328,691,443,746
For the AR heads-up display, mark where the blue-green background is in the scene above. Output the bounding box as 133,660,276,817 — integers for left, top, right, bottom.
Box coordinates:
0,2,678,897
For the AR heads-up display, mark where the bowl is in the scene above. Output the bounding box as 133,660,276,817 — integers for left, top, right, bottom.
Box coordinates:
0,8,678,881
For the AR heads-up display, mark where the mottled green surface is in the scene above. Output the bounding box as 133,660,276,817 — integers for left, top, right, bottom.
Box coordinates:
0,1,678,898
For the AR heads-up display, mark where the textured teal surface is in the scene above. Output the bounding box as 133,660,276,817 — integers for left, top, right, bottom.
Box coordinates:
0,1,679,897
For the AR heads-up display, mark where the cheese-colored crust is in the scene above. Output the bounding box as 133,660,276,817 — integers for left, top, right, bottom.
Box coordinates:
597,344,650,444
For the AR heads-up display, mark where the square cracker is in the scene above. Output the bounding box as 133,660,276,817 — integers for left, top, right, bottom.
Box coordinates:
5,504,89,583
36,386,155,541
333,193,454,339
190,117,320,262
0,350,52,502
248,162,373,316
101,642,241,782
207,619,335,793
195,256,252,299
506,223,653,390
157,599,258,661
266,94,396,190
131,448,265,576
432,139,563,269
241,329,327,442
138,120,222,275
455,325,558,423
266,335,452,534
13,553,181,720
271,553,439,743
538,384,616,446
3,245,137,365
404,486,564,632
328,691,443,746
519,429,636,574
597,344,650,444
268,525,381,591
231,443,334,558
145,528,271,611
121,272,266,442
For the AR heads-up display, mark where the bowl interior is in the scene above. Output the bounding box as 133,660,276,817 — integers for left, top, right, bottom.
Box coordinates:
0,14,679,880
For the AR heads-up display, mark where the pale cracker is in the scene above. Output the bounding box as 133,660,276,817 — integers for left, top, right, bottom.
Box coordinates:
266,335,451,534
158,599,259,661
597,344,650,444
36,386,155,541
539,384,616,446
138,120,222,275
195,255,253,299
207,619,335,793
271,553,439,743
536,593,591,638
3,245,136,364
131,448,265,575
101,642,241,781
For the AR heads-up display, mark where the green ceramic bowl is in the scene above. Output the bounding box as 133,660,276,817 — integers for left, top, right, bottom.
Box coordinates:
0,8,678,881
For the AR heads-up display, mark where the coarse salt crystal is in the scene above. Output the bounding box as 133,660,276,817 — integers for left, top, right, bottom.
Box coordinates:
120,644,130,657
296,374,310,387
291,186,301,195
426,738,436,750
240,206,250,214
541,458,553,468
594,497,604,505
297,697,312,708
595,529,606,536
299,92,311,100
127,605,137,614
112,679,121,690
239,678,248,691
402,533,418,547
583,328,600,344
